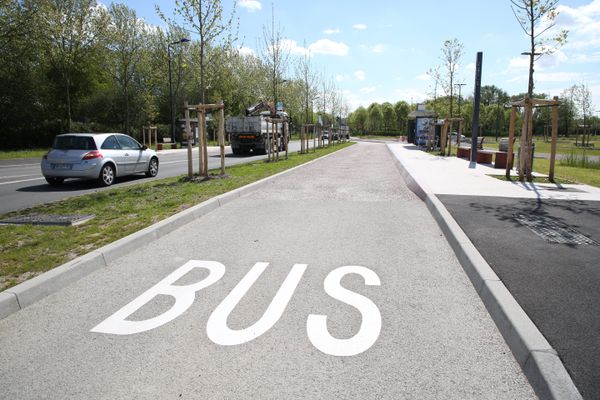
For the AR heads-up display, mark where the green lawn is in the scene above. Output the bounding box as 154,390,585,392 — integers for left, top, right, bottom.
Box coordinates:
0,149,49,160
0,142,354,291
532,157,600,188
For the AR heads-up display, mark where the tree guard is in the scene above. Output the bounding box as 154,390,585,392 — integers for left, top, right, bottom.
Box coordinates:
183,101,226,178
440,117,464,156
509,96,560,182
142,126,157,148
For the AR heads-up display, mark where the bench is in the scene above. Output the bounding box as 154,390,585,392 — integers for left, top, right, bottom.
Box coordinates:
456,146,511,168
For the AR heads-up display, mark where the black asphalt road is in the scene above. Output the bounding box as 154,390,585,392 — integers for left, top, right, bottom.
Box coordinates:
439,195,600,400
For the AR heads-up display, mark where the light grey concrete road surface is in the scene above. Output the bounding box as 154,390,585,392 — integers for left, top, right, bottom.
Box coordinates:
0,142,536,399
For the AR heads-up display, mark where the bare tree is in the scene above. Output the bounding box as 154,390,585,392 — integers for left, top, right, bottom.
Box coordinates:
511,0,568,97
511,0,568,180
260,4,289,116
295,42,318,124
440,38,464,118
426,65,442,113
159,0,237,103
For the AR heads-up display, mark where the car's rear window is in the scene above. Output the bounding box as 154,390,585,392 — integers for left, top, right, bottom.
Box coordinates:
53,136,97,150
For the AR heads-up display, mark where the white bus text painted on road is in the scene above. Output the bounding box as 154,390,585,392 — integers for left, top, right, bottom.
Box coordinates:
91,260,381,356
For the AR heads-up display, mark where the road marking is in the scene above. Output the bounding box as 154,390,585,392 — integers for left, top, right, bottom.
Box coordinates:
0,177,45,186
0,163,40,168
1,174,41,180
206,262,307,346
160,160,187,165
91,260,382,357
91,260,225,335
307,265,382,357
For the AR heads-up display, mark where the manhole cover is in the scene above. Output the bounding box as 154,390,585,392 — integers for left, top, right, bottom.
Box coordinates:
0,214,95,227
515,213,598,246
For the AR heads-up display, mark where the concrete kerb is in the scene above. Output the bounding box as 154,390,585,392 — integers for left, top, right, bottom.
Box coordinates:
387,144,582,400
0,145,352,321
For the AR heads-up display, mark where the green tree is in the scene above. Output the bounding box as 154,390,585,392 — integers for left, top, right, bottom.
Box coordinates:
381,102,396,132
106,3,145,135
39,0,108,132
349,106,367,134
367,103,383,133
440,38,464,118
394,101,410,133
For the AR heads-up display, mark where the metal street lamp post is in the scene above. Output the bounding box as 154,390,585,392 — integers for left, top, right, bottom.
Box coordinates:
168,38,189,144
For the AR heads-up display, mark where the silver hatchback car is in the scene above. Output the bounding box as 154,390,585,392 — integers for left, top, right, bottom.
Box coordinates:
41,133,159,186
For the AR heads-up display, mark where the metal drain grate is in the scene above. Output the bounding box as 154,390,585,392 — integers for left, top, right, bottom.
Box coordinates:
515,213,598,246
0,214,95,226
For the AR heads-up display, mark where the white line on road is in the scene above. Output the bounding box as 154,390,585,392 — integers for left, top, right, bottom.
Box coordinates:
160,160,187,165
1,174,41,180
0,177,45,186
0,163,40,168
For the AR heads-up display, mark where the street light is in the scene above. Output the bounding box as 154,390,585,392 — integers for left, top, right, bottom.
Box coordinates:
168,37,190,143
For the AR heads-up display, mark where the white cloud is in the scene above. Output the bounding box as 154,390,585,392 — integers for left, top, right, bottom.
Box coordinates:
281,39,309,56
536,72,584,82
335,74,348,82
416,74,430,81
354,70,365,81
238,46,255,57
372,44,384,54
507,56,530,71
360,86,377,93
394,89,427,103
353,23,367,30
238,0,262,12
324,28,340,35
308,39,349,56
466,63,476,71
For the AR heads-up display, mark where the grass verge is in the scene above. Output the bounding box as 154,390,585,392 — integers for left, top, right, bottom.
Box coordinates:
0,142,354,291
0,149,49,160
532,157,600,188
488,174,576,184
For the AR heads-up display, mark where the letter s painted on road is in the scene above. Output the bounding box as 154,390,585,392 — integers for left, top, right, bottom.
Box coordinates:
306,266,382,357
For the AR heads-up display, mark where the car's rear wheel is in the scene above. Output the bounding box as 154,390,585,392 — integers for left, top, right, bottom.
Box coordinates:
45,177,64,186
145,157,159,177
99,164,115,186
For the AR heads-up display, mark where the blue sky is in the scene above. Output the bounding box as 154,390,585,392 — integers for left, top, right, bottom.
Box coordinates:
109,0,600,112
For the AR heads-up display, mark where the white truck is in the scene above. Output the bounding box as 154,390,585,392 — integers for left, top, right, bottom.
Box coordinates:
226,101,289,155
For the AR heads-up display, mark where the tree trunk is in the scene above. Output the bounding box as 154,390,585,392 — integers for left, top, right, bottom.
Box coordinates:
65,71,72,132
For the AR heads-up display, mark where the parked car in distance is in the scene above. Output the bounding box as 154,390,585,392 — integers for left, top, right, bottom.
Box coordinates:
321,131,329,141
450,132,466,143
41,133,159,187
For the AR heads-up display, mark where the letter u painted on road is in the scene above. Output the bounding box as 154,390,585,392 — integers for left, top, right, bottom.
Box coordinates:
91,260,382,357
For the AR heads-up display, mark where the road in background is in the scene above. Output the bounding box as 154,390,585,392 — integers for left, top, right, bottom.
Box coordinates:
0,142,535,399
0,142,303,214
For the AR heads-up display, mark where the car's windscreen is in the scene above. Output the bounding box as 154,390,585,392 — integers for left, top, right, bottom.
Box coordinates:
53,136,97,150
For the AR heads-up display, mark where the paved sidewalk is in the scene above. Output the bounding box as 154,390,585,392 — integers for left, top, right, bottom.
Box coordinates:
389,143,599,399
0,142,535,399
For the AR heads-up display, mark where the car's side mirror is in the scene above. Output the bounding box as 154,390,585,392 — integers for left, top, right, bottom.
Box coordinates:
141,145,148,150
